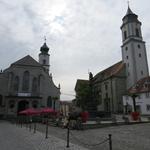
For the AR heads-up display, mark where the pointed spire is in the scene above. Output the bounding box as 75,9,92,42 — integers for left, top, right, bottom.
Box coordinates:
126,1,134,15
126,6,134,15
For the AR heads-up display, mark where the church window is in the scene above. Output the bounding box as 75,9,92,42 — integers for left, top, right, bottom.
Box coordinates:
22,71,30,92
136,28,140,37
105,84,108,90
32,77,37,93
124,31,127,40
9,72,14,90
141,71,143,75
43,59,46,65
0,95,2,106
106,93,108,98
138,44,141,48
125,47,128,51
139,53,141,57
13,76,19,92
47,96,52,107
126,56,128,59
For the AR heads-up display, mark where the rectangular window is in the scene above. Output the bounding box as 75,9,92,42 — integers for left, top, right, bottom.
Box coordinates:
124,31,127,40
136,28,140,37
146,105,150,111
106,93,108,98
145,93,149,98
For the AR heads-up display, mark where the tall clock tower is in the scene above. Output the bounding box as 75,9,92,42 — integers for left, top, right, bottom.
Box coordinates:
121,6,149,89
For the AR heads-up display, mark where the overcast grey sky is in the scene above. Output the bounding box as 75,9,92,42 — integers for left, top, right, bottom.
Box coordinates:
0,0,150,100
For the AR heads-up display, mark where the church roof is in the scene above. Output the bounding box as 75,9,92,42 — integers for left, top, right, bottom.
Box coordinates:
94,61,125,80
128,76,150,94
126,6,134,15
11,55,42,67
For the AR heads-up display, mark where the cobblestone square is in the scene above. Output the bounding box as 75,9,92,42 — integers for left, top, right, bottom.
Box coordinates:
1,121,150,150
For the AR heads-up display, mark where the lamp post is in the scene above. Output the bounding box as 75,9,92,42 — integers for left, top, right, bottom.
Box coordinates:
131,94,138,112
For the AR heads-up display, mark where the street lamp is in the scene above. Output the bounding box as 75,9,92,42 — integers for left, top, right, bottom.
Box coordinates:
130,94,138,112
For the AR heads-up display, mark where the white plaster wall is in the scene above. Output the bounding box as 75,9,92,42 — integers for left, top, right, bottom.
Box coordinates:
123,93,150,115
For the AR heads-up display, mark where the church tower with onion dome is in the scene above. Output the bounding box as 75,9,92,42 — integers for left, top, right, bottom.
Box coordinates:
121,6,149,89
39,41,50,73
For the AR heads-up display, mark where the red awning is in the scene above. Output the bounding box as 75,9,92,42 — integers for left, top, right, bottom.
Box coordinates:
19,108,41,115
40,107,57,114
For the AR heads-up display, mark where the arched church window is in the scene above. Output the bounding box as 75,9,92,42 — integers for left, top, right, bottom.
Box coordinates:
9,72,14,90
0,95,2,106
139,53,141,57
14,76,19,92
124,31,127,40
22,71,30,92
136,28,140,37
32,77,37,93
47,96,52,107
125,47,128,51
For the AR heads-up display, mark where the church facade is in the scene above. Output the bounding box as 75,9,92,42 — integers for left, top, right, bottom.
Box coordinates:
75,6,150,115
0,42,60,117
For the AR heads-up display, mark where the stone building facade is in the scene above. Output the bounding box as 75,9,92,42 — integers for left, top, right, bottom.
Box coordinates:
0,42,60,117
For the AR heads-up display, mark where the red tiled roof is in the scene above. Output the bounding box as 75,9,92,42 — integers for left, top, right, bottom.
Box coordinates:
128,76,150,94
94,61,125,79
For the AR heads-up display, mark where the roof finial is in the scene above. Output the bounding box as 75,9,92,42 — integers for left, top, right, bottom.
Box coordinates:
44,36,46,43
127,0,130,7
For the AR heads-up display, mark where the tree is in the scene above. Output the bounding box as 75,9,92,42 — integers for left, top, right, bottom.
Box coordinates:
75,82,90,110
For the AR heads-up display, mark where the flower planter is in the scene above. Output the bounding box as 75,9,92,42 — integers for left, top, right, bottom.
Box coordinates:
80,111,89,123
131,112,140,121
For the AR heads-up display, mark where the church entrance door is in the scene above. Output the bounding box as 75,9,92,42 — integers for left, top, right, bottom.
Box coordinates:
17,100,29,113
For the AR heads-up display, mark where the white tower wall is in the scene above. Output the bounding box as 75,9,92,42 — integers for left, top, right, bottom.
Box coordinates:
121,7,149,89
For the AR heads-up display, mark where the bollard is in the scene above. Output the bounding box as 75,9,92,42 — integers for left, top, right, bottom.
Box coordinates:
29,121,32,131
45,118,48,139
66,123,70,148
109,134,112,150
34,122,36,133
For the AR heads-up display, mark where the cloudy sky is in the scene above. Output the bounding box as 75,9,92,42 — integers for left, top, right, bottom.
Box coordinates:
0,0,150,100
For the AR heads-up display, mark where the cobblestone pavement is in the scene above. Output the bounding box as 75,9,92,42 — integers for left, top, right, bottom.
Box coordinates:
0,121,88,150
36,122,150,150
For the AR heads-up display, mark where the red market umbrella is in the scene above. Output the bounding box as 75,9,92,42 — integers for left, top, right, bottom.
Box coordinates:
19,108,41,116
40,107,56,115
